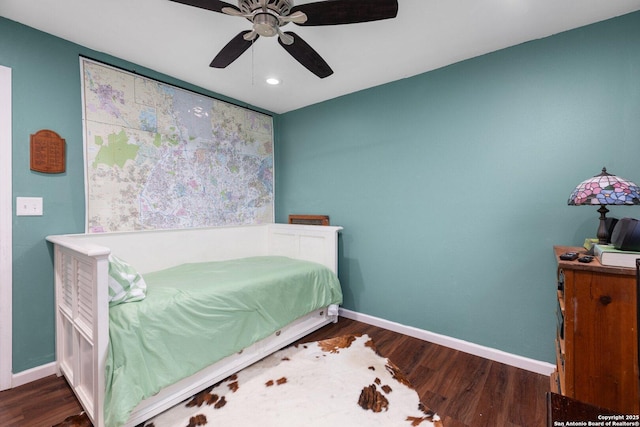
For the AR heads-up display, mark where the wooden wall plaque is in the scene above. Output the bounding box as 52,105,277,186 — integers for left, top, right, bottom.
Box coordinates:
30,129,65,173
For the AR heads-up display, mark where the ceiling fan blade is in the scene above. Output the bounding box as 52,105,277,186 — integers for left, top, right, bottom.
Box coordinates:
291,0,398,26
210,31,258,68
278,32,333,79
169,0,240,14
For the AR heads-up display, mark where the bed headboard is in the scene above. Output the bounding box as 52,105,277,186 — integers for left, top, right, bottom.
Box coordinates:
267,223,342,273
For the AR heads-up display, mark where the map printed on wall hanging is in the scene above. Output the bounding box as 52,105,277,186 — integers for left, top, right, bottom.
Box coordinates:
80,58,274,233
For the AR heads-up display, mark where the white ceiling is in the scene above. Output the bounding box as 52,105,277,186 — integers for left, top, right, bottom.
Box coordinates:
2,0,640,114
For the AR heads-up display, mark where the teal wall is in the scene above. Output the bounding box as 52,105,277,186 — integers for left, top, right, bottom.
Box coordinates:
0,17,267,373
276,11,640,362
2,10,639,373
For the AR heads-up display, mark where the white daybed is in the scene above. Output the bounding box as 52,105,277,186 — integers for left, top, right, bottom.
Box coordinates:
46,223,343,427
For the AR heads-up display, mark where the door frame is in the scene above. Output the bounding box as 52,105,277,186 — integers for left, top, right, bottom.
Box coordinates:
0,65,13,391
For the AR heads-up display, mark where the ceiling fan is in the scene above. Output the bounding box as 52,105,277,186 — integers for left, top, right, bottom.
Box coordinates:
169,0,399,78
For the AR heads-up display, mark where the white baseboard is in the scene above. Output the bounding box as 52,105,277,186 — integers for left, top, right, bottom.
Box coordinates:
339,308,555,376
11,362,58,388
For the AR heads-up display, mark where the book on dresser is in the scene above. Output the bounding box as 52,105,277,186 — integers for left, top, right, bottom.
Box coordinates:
593,244,640,268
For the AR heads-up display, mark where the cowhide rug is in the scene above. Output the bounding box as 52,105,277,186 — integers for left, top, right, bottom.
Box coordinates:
54,334,441,427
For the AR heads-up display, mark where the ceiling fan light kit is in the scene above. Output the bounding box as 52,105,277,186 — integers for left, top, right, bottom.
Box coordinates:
253,13,280,37
170,0,399,78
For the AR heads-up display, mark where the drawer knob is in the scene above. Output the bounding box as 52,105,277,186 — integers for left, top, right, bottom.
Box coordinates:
599,295,612,305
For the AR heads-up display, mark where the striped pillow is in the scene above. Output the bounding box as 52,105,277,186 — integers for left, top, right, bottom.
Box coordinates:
108,255,147,306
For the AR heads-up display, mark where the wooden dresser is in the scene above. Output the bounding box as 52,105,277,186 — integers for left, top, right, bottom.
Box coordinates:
552,246,640,414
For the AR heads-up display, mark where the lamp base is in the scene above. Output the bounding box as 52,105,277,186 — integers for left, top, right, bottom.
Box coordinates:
596,205,610,245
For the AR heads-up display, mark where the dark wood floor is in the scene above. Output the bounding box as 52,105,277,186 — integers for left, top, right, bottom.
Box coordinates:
305,318,550,427
0,317,549,427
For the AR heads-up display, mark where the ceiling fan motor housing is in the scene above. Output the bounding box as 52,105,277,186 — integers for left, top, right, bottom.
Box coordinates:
238,0,294,38
239,0,293,16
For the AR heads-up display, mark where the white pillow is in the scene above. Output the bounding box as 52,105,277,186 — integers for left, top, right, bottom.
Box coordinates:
108,254,147,306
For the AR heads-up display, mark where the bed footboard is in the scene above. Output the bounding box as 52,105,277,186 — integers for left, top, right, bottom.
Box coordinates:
52,244,109,427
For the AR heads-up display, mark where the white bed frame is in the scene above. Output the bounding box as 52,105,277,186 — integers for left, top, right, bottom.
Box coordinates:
46,223,342,427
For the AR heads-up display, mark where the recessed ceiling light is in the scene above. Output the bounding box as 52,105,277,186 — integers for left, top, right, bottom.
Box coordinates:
266,77,280,85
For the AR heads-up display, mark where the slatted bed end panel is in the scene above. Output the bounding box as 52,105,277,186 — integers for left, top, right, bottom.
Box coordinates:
54,245,102,424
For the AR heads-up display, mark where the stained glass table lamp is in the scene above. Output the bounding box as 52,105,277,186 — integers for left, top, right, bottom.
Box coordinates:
568,167,640,244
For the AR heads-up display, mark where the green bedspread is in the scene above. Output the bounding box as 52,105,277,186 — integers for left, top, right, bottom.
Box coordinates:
105,256,342,427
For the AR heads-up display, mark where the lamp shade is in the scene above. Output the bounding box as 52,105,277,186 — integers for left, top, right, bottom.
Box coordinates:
568,167,640,206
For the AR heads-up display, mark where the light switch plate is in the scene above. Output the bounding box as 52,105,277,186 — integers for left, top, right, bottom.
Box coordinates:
16,197,43,216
